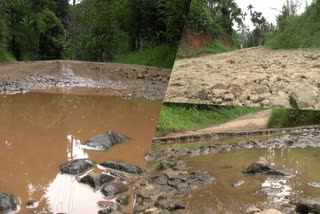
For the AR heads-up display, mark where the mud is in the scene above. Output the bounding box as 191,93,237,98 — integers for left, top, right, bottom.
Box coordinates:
0,60,171,100
165,47,320,109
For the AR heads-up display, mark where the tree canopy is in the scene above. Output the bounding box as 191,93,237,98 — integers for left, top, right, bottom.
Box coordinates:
0,0,190,66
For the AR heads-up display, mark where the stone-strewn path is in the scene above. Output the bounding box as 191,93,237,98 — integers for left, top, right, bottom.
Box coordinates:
165,47,320,109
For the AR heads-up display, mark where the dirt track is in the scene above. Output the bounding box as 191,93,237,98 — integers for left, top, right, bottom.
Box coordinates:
168,109,272,137
0,60,171,99
165,47,320,109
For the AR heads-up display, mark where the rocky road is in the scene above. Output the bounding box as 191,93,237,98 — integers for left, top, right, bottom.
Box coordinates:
165,47,320,109
0,60,171,99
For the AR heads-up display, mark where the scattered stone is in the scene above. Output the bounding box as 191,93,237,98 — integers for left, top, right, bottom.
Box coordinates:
116,195,130,206
224,93,235,101
295,197,320,214
152,175,168,186
232,180,245,187
101,183,128,197
246,205,262,214
243,157,291,176
98,201,120,214
26,199,39,208
59,159,93,175
79,173,114,190
99,161,142,174
269,97,291,108
256,85,269,94
212,82,228,90
0,193,17,213
83,130,128,151
155,199,186,211
257,209,283,214
308,181,320,188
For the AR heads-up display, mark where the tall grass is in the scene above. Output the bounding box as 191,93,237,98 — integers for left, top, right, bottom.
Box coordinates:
267,108,320,128
156,103,263,137
114,45,177,68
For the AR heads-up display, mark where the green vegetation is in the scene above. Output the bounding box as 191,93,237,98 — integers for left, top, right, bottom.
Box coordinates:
156,103,263,137
0,48,16,62
152,134,281,151
267,108,320,128
178,0,243,57
114,45,177,68
266,1,320,49
0,0,190,67
204,39,236,54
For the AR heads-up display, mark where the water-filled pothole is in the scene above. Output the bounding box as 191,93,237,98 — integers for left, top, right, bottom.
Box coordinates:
0,92,161,213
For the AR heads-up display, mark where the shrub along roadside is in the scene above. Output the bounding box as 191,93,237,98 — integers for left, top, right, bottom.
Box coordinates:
156,103,263,137
267,108,320,128
266,1,320,49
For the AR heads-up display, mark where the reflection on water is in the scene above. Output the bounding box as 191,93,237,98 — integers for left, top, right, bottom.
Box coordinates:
0,93,161,213
66,134,88,160
183,147,320,213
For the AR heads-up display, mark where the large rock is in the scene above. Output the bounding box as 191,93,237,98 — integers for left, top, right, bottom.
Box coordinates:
99,161,142,174
0,193,17,213
83,130,129,151
295,197,320,214
243,157,291,176
79,172,114,190
289,87,320,109
100,183,128,197
59,159,93,175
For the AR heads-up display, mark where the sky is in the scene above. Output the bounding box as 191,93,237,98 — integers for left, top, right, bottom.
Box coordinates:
235,0,313,29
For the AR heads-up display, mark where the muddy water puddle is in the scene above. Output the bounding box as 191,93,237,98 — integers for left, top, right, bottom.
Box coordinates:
183,148,320,214
0,93,161,213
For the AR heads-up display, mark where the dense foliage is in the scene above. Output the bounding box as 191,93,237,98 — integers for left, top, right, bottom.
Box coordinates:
266,0,320,49
0,0,190,67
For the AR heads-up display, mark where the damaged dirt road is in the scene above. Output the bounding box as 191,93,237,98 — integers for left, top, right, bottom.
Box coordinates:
0,60,171,99
165,47,320,109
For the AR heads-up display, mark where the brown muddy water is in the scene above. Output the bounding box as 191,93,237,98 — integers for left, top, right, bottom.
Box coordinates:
0,92,161,213
183,147,320,214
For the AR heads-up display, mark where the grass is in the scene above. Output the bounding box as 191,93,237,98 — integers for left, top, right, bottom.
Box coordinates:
266,2,320,49
152,134,281,151
177,39,237,58
267,108,320,128
156,103,263,137
114,45,177,68
204,39,237,54
0,48,16,62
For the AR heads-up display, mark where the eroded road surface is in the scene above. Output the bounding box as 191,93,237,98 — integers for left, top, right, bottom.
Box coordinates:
0,60,171,99
165,47,320,110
